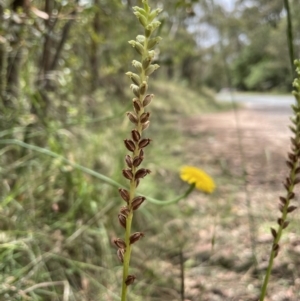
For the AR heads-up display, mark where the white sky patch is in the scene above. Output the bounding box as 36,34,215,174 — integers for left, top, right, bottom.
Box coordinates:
216,0,236,11
186,0,237,48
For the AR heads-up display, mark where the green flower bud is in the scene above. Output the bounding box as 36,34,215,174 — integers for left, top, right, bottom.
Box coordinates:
136,35,145,44
142,0,150,13
132,6,147,17
126,72,141,85
134,12,148,27
145,28,152,38
132,60,143,73
140,81,148,95
128,40,144,56
146,21,161,33
147,50,155,60
142,57,152,69
148,8,163,22
130,84,140,97
145,64,160,76
147,36,162,50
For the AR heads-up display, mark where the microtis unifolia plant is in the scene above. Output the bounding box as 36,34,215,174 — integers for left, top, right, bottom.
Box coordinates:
259,60,300,300
113,1,162,300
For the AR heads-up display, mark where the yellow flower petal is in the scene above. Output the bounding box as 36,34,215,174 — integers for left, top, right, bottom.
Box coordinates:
180,166,215,194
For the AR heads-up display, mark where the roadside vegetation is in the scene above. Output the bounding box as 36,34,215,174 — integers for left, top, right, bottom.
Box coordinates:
1,0,300,300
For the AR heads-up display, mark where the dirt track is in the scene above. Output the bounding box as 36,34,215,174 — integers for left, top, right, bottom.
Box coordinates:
179,106,300,301
183,107,291,184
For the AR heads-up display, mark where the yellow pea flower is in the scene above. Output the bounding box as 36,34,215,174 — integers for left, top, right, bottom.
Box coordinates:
180,166,215,194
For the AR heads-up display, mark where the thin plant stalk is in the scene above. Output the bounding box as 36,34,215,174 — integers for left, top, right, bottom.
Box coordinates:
259,60,300,301
179,248,185,301
112,2,163,300
284,0,295,77
259,2,297,298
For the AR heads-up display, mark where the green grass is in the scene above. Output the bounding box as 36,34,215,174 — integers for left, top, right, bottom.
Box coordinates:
0,79,219,300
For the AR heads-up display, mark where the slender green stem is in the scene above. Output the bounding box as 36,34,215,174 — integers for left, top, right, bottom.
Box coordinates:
260,184,295,300
120,28,150,299
146,183,195,205
259,214,286,300
261,3,297,297
260,253,274,299
121,211,133,301
179,247,185,301
121,163,138,300
260,139,299,300
283,0,295,78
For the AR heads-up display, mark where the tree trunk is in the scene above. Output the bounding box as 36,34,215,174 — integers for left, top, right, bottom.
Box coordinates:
90,0,101,92
0,4,7,105
5,0,27,106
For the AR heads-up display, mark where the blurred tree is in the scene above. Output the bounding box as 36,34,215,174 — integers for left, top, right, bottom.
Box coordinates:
0,2,6,103
231,0,294,90
0,0,299,119
5,0,27,105
89,0,101,92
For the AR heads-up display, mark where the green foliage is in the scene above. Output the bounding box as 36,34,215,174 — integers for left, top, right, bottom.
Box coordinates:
0,75,216,300
1,0,299,299
231,13,292,91
244,60,289,91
